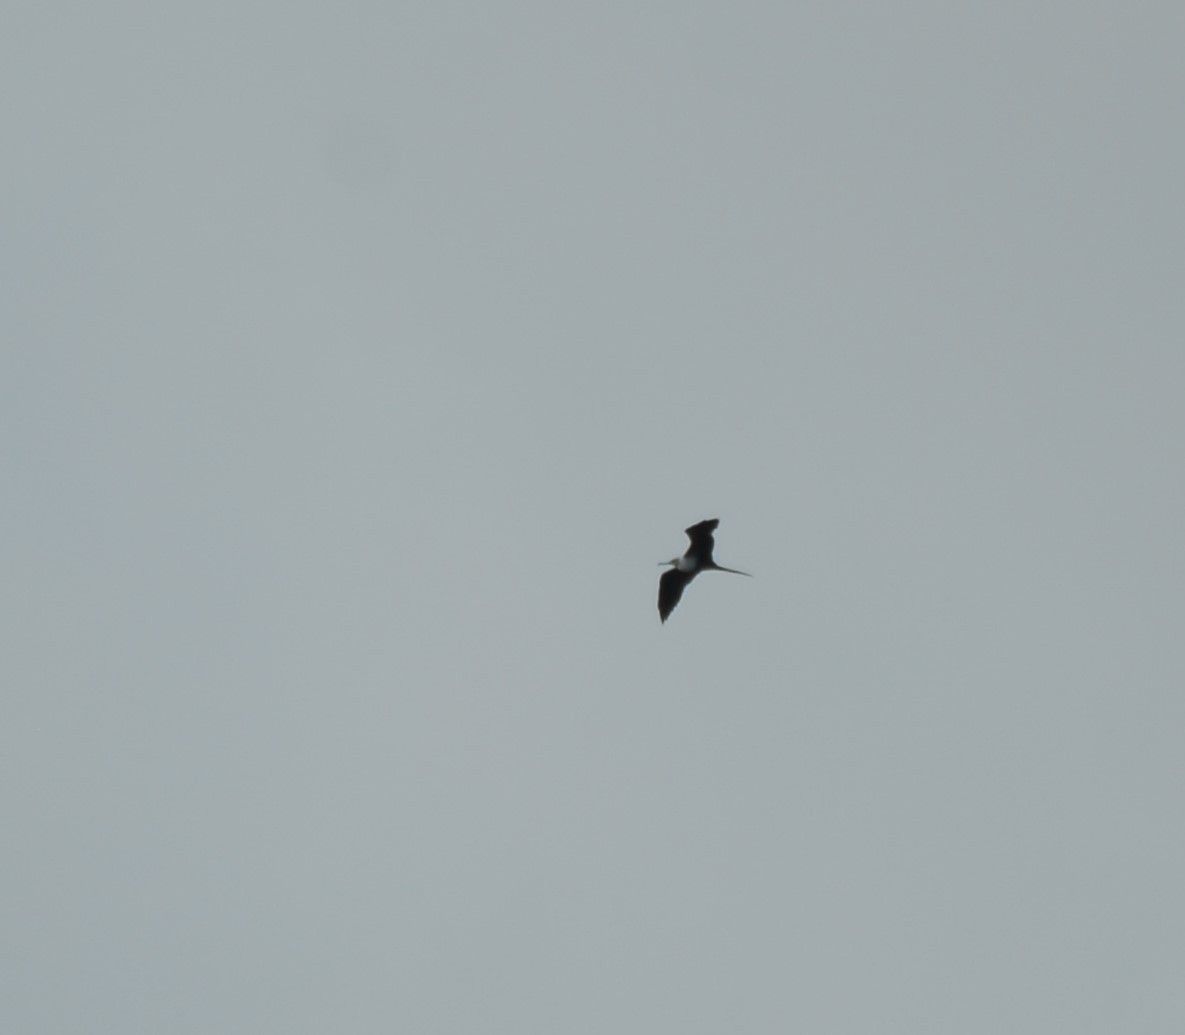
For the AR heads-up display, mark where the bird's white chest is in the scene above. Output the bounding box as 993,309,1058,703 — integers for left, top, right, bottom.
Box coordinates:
675,555,699,573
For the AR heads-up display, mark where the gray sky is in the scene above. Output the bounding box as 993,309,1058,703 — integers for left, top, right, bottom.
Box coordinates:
4,3,1184,1032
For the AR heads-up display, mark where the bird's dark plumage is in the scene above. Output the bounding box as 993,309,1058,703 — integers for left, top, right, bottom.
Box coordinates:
682,518,720,563
658,518,750,623
658,567,694,623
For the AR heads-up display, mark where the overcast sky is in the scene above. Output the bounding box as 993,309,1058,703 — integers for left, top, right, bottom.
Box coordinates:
4,3,1184,1032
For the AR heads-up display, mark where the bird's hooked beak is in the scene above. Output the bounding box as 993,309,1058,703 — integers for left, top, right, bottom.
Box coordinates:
658,558,678,567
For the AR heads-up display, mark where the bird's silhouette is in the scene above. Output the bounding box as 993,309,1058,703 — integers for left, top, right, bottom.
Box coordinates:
658,519,750,622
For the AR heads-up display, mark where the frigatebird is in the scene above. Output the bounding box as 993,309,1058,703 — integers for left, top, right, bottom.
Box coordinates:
658,518,751,623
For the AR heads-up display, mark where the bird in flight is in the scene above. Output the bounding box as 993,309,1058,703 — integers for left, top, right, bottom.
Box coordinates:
658,518,751,622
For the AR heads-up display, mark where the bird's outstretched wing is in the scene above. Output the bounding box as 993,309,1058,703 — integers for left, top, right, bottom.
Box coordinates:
683,518,719,560
658,568,694,623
